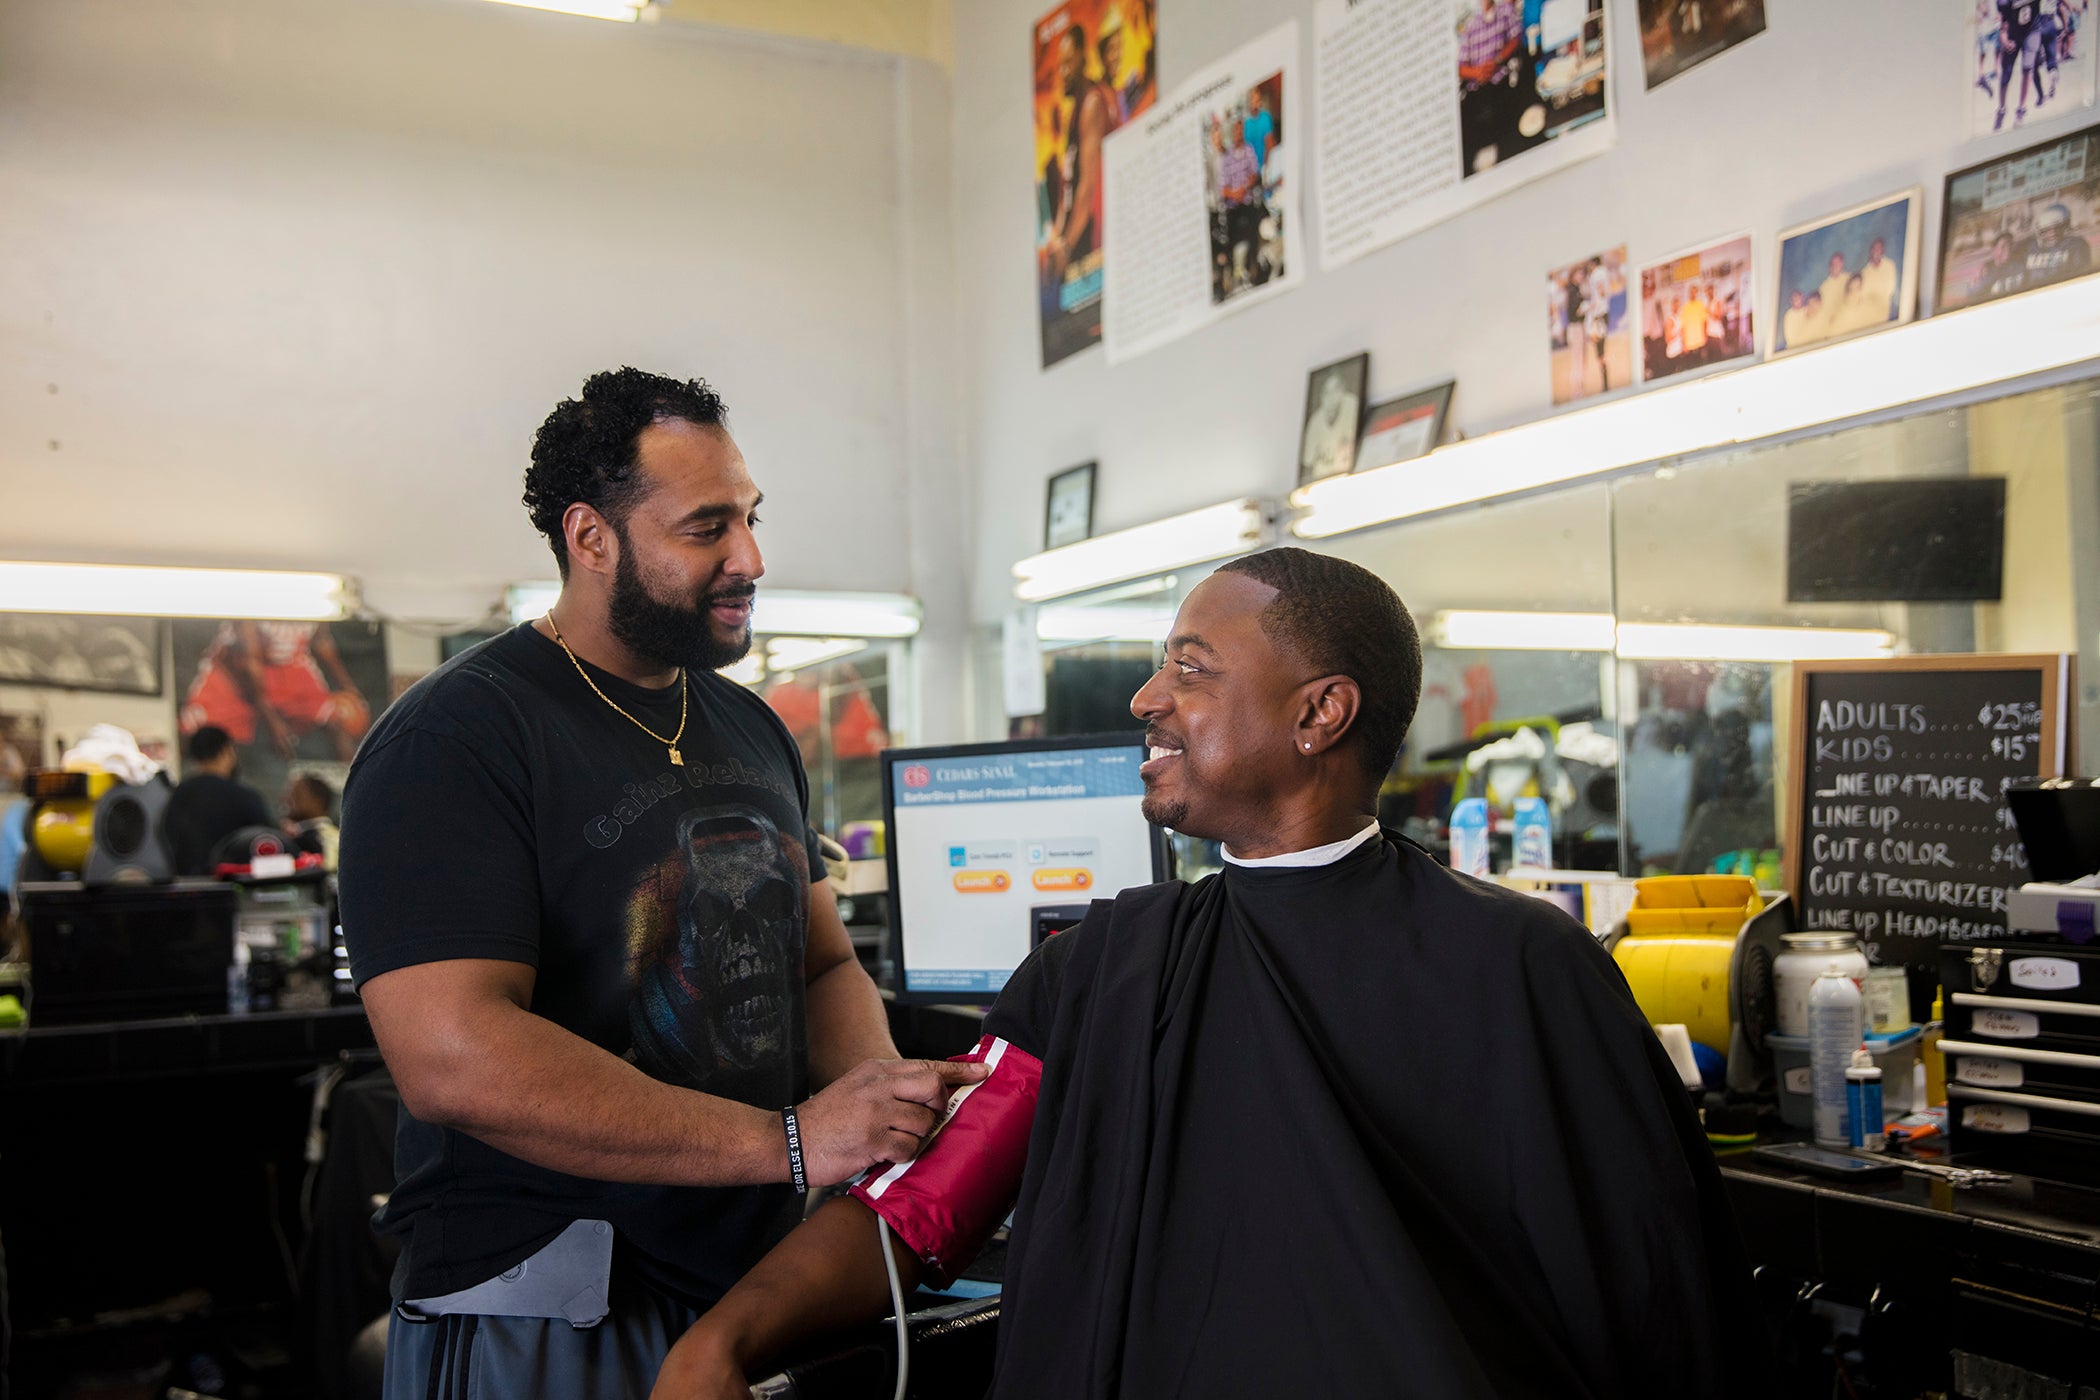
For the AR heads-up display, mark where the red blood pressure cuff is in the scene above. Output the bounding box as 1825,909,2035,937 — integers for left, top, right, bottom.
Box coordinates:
848,1034,1040,1288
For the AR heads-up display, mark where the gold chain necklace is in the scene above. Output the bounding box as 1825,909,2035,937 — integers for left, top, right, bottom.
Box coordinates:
545,613,689,766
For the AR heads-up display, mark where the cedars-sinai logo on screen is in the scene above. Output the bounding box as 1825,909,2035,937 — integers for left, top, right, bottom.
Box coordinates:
902,764,932,790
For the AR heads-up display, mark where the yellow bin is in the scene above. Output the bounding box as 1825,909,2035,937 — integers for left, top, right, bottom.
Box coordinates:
1612,875,1761,1053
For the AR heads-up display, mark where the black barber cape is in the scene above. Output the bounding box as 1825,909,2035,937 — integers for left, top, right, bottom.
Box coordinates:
979,833,1766,1400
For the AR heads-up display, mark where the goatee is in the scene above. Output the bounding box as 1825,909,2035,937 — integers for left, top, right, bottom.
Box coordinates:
607,545,753,674
1140,794,1187,831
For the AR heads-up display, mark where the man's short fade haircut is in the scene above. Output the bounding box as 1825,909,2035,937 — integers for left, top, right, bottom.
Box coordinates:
186,725,234,765
1215,547,1423,782
522,367,728,577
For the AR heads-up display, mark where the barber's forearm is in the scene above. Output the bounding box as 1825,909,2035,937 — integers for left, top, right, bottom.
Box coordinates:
401,1001,787,1187
805,955,896,1088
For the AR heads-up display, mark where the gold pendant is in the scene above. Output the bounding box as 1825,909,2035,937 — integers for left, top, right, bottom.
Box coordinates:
669,746,683,766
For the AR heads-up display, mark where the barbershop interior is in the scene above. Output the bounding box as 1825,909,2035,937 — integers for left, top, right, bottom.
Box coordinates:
8,0,2100,1397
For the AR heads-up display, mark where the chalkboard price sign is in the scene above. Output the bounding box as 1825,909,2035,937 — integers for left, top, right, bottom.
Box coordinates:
1786,655,2071,989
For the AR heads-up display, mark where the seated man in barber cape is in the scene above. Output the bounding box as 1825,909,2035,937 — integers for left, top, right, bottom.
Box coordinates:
653,548,1767,1400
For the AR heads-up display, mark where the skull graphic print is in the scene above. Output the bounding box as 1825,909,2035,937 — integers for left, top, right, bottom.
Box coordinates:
629,804,808,1105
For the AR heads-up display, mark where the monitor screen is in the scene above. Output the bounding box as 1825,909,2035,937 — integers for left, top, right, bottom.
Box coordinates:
881,734,1167,1004
1786,478,2005,603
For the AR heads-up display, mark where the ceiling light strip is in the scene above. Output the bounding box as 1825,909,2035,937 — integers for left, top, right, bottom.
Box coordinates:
1012,499,1267,603
0,563,352,621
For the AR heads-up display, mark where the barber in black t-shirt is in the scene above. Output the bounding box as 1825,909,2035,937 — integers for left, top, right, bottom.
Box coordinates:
164,725,272,876
339,369,983,1400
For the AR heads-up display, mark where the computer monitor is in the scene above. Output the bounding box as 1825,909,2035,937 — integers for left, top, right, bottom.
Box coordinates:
880,733,1169,1005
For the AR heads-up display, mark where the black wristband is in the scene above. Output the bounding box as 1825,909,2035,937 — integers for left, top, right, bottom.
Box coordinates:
781,1105,808,1194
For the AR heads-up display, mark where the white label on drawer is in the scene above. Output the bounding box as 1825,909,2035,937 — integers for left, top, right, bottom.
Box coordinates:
1955,1056,2025,1089
2009,957,2082,992
1973,1008,2041,1040
1963,1104,2032,1135
1782,1066,1812,1095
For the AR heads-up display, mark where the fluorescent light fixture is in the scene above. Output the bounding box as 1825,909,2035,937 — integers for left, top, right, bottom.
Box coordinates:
763,637,866,672
1429,610,1895,661
1430,610,1616,651
753,592,919,639
1013,500,1267,602
1036,602,1178,644
0,562,351,620
506,584,920,639
482,0,646,21
1294,277,2100,539
718,655,767,688
1615,623,1894,662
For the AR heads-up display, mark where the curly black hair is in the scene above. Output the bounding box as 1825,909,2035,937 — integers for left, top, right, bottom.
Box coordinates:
522,367,729,576
1215,547,1422,784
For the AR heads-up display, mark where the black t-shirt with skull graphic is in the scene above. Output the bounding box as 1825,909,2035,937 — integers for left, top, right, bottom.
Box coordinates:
339,623,823,1306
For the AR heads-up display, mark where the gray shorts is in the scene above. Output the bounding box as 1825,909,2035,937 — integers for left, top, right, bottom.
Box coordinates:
382,1277,699,1400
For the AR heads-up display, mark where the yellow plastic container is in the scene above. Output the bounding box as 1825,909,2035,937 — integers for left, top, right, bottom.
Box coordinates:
28,769,118,873
1612,875,1763,1053
1622,874,1763,935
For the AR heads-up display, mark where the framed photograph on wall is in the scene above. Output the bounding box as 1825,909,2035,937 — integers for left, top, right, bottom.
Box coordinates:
0,613,163,696
1546,247,1630,404
1968,3,2099,139
1771,188,1922,357
1044,461,1097,550
1937,123,2100,315
1636,233,1755,384
1298,352,1368,486
1636,0,1767,91
1354,381,1455,473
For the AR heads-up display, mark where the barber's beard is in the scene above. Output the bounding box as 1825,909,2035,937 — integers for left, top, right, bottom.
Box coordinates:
606,546,753,674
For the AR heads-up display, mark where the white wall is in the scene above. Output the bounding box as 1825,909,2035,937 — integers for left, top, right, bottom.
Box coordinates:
0,0,954,629
951,0,2092,623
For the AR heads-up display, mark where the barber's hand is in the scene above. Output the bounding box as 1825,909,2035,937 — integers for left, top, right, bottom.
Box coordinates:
649,1322,749,1400
795,1057,990,1186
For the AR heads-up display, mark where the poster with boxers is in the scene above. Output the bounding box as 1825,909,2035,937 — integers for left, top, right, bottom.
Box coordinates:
1034,0,1159,368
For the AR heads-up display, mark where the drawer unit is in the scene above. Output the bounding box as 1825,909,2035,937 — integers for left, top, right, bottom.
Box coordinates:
1941,1041,2100,1102
1948,993,2100,1055
1941,943,2100,1008
1947,1083,2100,1182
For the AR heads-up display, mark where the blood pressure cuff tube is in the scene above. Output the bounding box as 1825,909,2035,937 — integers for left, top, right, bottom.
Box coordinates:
848,1034,1040,1288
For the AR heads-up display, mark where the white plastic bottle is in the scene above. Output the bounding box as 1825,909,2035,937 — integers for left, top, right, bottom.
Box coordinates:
1808,966,1864,1148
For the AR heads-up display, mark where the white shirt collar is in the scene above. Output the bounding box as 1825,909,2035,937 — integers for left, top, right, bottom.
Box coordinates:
1222,820,1381,869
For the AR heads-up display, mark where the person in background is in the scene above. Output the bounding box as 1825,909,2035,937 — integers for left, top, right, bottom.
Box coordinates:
1458,0,1526,171
1973,229,2026,300
1859,236,1899,321
1679,282,1711,365
1241,83,1276,172
1782,288,1817,350
1996,0,2045,129
164,725,273,876
1584,256,1615,391
1215,113,1265,289
1041,22,1119,297
2015,202,2093,288
1816,251,1850,333
283,772,340,870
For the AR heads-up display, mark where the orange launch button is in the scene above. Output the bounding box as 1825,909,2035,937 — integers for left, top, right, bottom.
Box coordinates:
1031,868,1093,892
953,870,1011,893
